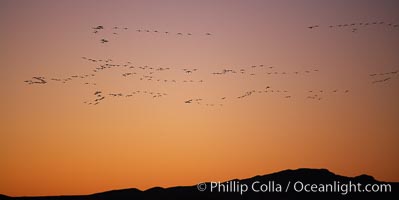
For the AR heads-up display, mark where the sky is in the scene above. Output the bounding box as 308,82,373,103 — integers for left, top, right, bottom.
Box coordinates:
0,0,398,197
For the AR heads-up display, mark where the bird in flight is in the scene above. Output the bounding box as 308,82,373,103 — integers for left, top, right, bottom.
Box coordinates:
24,77,47,84
183,68,197,74
33,77,46,83
100,39,109,43
92,25,104,30
308,25,319,29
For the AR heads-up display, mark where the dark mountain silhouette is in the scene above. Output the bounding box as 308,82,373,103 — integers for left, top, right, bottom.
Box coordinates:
1,168,397,200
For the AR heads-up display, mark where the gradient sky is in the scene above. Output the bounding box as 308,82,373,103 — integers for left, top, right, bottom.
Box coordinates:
1,0,398,197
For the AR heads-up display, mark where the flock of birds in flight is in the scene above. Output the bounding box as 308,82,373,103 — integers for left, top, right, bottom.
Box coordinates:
24,23,398,107
92,25,213,44
369,70,399,84
308,21,399,33
84,90,168,105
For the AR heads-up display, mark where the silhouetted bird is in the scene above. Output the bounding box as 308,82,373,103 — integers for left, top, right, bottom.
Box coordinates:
308,25,319,29
92,26,104,30
31,77,47,84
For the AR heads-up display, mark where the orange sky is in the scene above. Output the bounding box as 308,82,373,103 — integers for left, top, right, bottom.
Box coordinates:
1,0,398,197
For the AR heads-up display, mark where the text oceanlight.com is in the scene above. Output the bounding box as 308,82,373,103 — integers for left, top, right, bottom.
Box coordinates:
197,181,392,195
